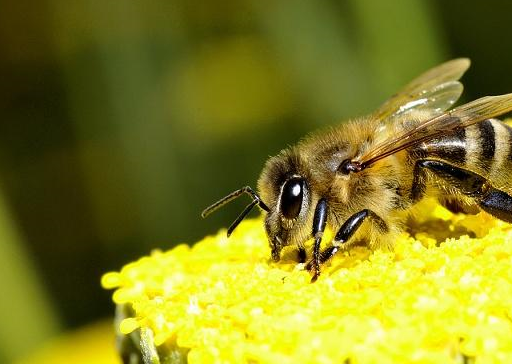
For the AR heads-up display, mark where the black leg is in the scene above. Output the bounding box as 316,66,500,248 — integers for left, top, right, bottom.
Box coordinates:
318,246,339,264
310,199,328,282
438,196,479,215
418,160,487,197
306,247,338,271
475,189,512,223
334,210,384,243
419,159,512,223
306,209,387,275
297,247,307,263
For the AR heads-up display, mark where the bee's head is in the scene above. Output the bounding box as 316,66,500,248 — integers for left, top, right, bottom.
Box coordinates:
257,149,315,261
201,148,317,262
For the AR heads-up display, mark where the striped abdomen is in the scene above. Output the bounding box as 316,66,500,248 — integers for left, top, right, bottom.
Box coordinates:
411,119,512,193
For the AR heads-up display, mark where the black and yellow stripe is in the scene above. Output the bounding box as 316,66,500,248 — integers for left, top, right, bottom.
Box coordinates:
479,119,496,161
409,118,512,196
416,126,467,166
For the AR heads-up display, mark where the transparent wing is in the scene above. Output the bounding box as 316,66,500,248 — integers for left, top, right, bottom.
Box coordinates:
373,58,470,121
358,94,512,168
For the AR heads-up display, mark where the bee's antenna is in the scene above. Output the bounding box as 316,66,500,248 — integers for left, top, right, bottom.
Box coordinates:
201,186,270,237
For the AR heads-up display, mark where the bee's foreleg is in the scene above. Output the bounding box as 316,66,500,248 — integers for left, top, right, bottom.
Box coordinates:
418,160,512,223
306,209,387,279
310,198,328,282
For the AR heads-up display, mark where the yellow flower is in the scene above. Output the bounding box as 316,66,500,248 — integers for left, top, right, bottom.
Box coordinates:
102,199,512,363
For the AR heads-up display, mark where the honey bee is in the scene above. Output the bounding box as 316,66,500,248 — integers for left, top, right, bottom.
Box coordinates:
202,58,512,282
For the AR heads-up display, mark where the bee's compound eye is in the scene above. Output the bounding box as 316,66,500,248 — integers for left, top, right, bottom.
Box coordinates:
280,177,305,219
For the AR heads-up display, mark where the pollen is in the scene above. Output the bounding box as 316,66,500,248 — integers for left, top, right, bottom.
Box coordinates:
102,199,512,363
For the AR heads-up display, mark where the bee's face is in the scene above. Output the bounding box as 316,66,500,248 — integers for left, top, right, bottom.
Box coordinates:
258,151,314,260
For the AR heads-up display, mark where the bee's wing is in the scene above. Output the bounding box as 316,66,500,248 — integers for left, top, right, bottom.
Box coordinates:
372,58,470,121
358,94,512,168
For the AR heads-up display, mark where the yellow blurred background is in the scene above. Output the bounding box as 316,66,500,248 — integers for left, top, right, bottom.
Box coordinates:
0,0,510,362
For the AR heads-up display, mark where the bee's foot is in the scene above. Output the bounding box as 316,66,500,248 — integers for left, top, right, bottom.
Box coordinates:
310,269,321,283
305,259,313,271
305,259,321,282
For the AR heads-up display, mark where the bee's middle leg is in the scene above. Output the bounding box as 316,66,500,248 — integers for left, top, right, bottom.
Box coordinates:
330,209,388,256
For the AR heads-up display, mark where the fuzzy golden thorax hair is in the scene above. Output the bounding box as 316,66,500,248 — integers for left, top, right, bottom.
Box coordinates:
257,118,410,257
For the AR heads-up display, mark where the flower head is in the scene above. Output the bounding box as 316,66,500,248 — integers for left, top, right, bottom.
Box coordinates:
103,199,512,363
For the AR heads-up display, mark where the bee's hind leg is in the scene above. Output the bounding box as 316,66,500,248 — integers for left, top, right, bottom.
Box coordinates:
418,160,512,223
438,196,480,215
477,189,512,223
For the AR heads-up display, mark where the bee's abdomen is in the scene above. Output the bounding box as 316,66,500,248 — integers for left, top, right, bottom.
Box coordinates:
485,119,512,189
413,119,512,190
414,126,467,166
478,119,496,161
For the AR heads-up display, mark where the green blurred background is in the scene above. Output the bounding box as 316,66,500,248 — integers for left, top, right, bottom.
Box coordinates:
1,0,511,362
